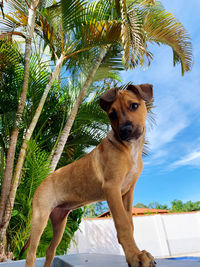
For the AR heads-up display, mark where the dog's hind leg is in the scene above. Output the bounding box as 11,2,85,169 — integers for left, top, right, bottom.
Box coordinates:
25,207,50,267
44,207,70,267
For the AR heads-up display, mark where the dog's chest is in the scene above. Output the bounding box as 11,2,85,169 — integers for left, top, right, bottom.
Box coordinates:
121,145,139,191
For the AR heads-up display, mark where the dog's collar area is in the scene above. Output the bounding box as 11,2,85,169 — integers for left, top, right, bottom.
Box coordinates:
108,129,144,149
118,127,145,142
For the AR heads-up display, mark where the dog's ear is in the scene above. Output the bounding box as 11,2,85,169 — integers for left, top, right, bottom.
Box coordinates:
100,88,118,111
127,83,153,102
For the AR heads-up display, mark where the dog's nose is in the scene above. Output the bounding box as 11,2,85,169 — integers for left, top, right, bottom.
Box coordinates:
119,122,133,140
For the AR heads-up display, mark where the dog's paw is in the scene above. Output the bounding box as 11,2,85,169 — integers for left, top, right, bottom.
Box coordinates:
128,250,156,267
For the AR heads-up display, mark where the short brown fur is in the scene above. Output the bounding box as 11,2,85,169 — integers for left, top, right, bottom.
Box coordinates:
25,84,155,267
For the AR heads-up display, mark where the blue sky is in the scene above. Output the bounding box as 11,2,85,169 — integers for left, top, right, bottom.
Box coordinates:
121,0,200,207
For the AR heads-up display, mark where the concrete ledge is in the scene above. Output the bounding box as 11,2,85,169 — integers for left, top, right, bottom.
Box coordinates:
0,254,200,266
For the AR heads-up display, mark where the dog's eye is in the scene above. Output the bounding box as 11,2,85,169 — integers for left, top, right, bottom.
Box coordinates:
130,103,139,111
109,110,117,120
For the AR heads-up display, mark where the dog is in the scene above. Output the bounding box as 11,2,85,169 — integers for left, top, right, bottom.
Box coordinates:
25,83,156,267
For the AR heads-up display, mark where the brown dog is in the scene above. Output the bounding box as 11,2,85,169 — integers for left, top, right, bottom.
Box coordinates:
25,84,156,267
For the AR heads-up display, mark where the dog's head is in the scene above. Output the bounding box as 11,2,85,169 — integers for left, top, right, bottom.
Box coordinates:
100,84,153,142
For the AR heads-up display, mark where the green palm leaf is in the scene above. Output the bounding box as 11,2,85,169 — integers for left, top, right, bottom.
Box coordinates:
21,139,51,196
0,41,24,133
4,0,28,16
60,0,87,31
80,19,121,48
114,0,192,73
141,6,192,74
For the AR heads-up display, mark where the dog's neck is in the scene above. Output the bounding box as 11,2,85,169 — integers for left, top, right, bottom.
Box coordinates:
107,130,145,152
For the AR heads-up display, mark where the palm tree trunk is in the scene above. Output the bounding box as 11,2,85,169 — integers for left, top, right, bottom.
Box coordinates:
0,1,38,237
0,147,4,171
0,53,65,243
50,47,107,171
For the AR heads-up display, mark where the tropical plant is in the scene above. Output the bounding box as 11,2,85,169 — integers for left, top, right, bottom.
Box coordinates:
147,202,168,210
117,0,192,73
0,39,64,258
0,0,118,249
0,40,119,259
7,139,84,260
83,202,108,218
0,0,41,247
134,200,200,212
7,139,51,258
171,200,200,212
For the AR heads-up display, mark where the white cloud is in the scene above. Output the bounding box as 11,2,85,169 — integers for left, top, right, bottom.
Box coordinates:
143,149,168,167
171,149,200,168
146,92,190,150
147,116,188,151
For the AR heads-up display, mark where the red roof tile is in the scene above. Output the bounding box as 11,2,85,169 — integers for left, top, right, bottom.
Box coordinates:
98,207,169,218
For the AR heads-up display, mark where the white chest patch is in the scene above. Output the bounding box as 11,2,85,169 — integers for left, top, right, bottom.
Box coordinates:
121,143,139,191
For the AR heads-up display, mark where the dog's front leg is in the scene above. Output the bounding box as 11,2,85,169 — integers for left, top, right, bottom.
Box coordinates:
122,187,134,233
103,185,155,267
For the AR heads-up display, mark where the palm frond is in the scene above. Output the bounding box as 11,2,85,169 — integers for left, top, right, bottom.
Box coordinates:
0,13,23,34
115,0,151,69
141,4,193,74
0,40,24,132
0,40,23,67
86,0,112,22
127,0,156,9
86,45,124,80
80,19,121,48
8,138,51,259
35,14,55,48
126,8,147,68
61,0,121,57
37,0,55,11
28,54,50,102
120,0,130,69
94,68,120,82
60,0,87,31
115,0,192,72
21,139,51,197
4,0,28,16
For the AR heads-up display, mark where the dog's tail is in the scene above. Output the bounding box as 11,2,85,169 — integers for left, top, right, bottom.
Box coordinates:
19,235,31,258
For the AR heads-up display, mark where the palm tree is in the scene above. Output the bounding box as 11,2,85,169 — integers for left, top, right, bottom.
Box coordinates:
50,46,108,170
0,42,115,258
0,39,54,260
0,0,122,252
50,0,192,171
0,0,41,248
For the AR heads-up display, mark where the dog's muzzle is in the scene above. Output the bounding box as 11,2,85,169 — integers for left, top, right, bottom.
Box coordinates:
119,122,133,141
119,122,143,141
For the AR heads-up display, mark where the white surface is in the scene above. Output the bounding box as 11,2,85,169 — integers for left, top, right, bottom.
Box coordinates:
68,212,200,258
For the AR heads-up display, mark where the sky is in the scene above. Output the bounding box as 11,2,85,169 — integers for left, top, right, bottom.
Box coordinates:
120,0,200,207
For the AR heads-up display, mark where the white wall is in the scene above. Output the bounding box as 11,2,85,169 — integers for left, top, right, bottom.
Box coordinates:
68,212,200,258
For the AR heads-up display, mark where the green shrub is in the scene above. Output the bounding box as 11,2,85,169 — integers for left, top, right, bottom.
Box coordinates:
7,140,83,259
